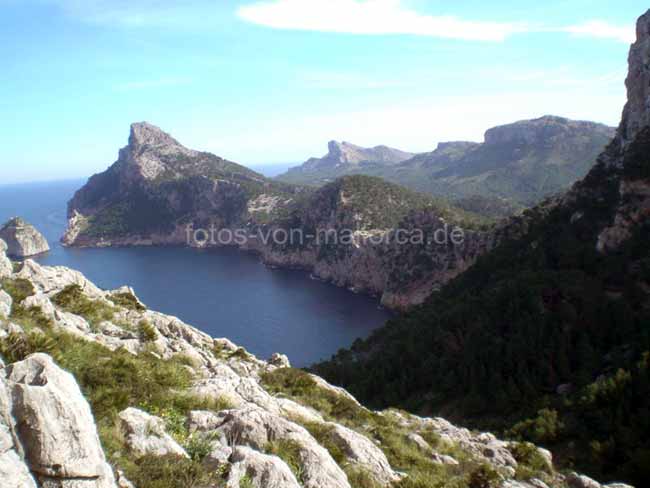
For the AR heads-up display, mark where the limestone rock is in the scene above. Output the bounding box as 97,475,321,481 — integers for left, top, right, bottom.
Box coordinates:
0,239,12,278
0,373,38,488
327,423,400,485
431,453,459,465
211,406,351,488
202,443,232,471
225,446,301,488
407,433,432,452
0,290,12,319
17,260,103,297
0,217,50,258
269,352,291,369
3,353,116,487
119,408,188,458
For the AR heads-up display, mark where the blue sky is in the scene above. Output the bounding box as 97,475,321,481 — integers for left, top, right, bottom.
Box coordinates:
0,0,646,183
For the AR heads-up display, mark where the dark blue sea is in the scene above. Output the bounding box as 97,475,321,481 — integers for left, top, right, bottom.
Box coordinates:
0,179,390,366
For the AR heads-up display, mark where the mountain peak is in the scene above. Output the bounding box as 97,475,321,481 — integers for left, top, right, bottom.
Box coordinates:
128,122,183,149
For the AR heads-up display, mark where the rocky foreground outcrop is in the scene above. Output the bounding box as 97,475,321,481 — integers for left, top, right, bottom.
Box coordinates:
0,217,49,258
0,237,633,487
0,353,116,487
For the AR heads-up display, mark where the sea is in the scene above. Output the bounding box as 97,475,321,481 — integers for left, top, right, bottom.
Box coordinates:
0,178,390,367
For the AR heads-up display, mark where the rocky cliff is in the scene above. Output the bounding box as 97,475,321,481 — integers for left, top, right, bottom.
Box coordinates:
0,238,630,488
63,126,492,310
278,117,615,215
0,217,50,258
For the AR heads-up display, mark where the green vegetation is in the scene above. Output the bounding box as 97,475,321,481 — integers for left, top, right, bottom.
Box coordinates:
313,150,650,485
1,277,53,330
507,409,563,445
52,284,117,331
264,439,305,482
1,277,35,303
138,320,158,342
108,291,146,311
124,454,220,488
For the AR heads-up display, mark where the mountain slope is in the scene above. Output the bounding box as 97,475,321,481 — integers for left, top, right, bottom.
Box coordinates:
278,117,615,215
314,10,650,487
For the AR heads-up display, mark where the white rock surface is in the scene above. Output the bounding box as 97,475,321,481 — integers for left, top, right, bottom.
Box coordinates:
226,445,301,488
0,239,12,278
118,407,188,458
211,405,351,488
327,422,400,484
0,290,11,319
17,260,103,297
1,353,116,487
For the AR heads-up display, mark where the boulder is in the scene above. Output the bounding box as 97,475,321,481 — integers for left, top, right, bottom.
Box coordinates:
327,423,400,484
118,407,188,458
268,353,291,369
407,433,432,452
202,443,233,471
431,453,459,466
211,406,351,488
0,373,39,488
3,353,116,487
566,472,604,488
225,446,301,488
0,217,49,258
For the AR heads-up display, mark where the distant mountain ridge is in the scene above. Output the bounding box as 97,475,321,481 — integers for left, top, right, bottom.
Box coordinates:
280,140,414,177
278,116,616,215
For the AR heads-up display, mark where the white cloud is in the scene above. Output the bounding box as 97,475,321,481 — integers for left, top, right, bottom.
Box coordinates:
238,0,636,45
237,0,526,42
563,20,635,44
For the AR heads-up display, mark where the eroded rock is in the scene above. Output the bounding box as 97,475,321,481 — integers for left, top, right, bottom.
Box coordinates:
0,217,50,258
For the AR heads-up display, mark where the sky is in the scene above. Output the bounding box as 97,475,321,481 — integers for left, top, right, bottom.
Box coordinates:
0,0,646,183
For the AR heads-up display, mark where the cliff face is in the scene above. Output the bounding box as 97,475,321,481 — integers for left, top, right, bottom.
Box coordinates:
0,238,627,488
241,177,493,309
64,127,491,310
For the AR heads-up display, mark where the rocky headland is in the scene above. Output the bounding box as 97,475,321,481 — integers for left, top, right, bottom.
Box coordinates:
61,125,496,311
